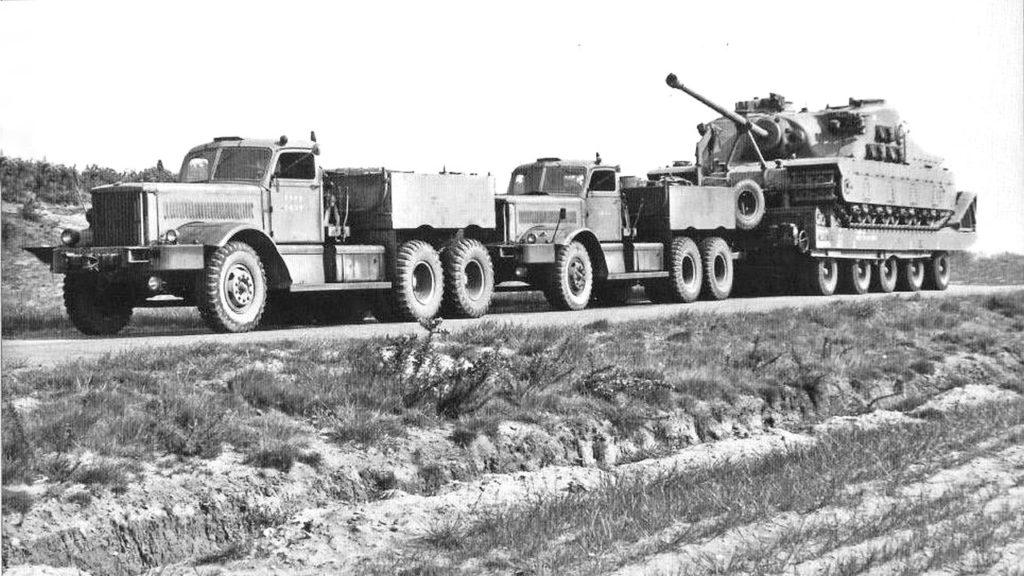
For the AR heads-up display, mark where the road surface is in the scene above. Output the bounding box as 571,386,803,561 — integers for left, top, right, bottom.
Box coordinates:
2,285,1021,368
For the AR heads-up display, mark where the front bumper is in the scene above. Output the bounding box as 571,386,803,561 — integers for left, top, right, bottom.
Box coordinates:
44,245,205,274
495,243,556,264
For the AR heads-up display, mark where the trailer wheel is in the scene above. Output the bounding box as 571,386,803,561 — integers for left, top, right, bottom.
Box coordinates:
64,274,133,335
669,236,703,303
196,241,267,333
872,257,898,293
392,240,444,322
699,236,733,300
897,259,925,292
804,257,839,296
923,252,950,291
841,259,872,295
734,180,766,231
545,241,592,310
442,239,494,318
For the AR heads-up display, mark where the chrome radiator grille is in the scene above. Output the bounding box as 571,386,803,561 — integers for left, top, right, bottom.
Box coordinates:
92,190,145,246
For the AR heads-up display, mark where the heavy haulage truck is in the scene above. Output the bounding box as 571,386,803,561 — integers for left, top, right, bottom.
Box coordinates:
28,74,977,335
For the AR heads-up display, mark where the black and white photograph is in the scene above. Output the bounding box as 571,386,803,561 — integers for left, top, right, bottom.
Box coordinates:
1,0,1023,574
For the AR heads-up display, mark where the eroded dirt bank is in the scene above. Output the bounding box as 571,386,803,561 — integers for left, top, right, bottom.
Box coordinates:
4,294,1024,575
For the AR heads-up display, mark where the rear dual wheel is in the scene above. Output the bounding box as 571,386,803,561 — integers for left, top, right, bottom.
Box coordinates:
442,239,494,318
699,237,733,300
643,236,703,304
376,240,445,323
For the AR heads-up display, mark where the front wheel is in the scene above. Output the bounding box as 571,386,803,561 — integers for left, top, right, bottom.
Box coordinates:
545,241,592,310
196,241,267,333
63,274,133,335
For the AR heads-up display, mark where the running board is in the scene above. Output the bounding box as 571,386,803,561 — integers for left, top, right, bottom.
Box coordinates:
605,271,669,281
289,281,392,292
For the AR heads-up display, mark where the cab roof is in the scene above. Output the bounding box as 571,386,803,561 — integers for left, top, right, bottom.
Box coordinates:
185,136,316,156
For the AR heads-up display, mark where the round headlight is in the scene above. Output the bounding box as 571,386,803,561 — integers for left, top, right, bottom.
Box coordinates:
163,229,179,244
525,233,537,244
61,229,81,246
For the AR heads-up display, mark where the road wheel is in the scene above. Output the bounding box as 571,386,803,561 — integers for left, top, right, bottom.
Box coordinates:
841,259,872,295
592,282,631,306
872,257,898,293
923,252,950,291
392,240,444,322
63,274,133,335
803,258,839,296
668,236,703,303
196,241,267,333
545,241,592,310
699,237,733,300
897,259,925,292
442,239,494,318
734,180,766,231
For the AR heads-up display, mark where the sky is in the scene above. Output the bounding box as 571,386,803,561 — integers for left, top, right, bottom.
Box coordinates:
1,0,1021,254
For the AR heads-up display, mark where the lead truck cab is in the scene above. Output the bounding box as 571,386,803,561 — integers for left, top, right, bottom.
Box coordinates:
29,135,496,334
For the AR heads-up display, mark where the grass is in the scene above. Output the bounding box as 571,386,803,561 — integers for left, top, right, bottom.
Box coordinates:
386,398,1024,575
2,292,1022,498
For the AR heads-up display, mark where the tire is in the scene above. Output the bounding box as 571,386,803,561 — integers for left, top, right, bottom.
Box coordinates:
592,282,631,306
668,236,703,303
699,236,733,300
63,274,133,335
392,240,444,322
545,241,593,311
872,257,898,293
923,252,950,291
442,239,494,318
897,259,925,292
804,258,839,296
196,241,267,333
841,259,872,295
734,179,766,231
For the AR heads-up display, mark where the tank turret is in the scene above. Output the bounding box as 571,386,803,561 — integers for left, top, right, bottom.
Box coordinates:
663,73,971,231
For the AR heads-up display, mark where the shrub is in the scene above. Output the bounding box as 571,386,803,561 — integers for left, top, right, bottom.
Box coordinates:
245,442,300,473
1,488,34,516
2,401,33,484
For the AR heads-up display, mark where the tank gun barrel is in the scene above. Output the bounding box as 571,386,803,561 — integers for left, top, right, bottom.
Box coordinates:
665,73,768,138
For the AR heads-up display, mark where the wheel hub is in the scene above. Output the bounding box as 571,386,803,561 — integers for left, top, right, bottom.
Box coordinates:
226,264,255,309
568,257,587,295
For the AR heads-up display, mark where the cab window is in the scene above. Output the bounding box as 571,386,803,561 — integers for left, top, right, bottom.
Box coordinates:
588,170,616,192
275,152,316,180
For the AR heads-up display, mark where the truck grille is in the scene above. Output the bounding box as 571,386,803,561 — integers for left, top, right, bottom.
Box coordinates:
92,190,145,246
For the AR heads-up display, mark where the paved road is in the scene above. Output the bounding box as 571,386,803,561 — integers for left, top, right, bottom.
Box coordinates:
2,285,1021,368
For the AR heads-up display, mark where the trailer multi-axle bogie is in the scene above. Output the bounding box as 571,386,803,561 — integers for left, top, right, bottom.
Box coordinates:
28,75,976,335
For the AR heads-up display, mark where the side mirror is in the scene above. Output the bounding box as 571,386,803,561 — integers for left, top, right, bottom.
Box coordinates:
312,143,320,156
558,207,567,220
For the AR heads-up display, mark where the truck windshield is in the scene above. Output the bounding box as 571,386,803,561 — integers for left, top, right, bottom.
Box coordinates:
179,147,272,183
507,165,586,195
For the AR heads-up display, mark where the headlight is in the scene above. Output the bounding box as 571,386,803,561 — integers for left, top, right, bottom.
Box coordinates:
61,229,81,246
163,229,179,244
525,233,537,244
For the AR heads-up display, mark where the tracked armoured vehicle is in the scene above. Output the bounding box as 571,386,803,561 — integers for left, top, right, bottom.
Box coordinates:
646,74,976,296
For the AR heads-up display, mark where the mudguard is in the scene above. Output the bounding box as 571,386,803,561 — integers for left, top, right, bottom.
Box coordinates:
177,221,292,289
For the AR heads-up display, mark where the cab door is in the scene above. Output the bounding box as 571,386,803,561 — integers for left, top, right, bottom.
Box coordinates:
585,168,623,242
270,150,323,243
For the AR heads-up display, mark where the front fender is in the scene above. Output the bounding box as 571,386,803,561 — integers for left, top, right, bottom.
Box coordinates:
176,221,269,248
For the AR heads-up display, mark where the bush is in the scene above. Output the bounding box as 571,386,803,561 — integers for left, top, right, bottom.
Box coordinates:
1,401,33,484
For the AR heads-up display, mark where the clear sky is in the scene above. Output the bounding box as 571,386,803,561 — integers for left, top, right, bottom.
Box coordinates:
1,0,1021,253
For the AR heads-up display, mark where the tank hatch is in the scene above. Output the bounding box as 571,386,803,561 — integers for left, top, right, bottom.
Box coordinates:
735,93,791,115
